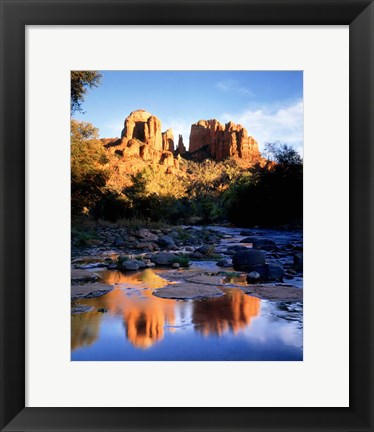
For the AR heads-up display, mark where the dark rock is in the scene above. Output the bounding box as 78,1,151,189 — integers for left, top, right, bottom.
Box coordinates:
151,252,178,266
251,263,285,281
136,260,146,269
240,230,255,236
119,260,140,271
241,237,276,250
216,259,232,268
157,235,177,249
196,244,216,256
293,253,303,271
98,308,108,313
135,242,158,251
136,228,158,241
240,236,258,243
232,249,266,271
226,245,248,255
246,271,261,282
190,251,205,259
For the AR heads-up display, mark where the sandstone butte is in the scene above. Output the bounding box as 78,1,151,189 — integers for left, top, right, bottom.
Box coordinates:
189,119,261,163
100,109,262,170
101,109,178,170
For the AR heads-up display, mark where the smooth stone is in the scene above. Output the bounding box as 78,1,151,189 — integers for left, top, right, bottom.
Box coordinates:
120,260,140,271
151,252,178,266
241,284,303,302
71,282,114,300
153,283,224,300
71,269,99,283
250,264,285,281
157,235,176,248
247,271,261,282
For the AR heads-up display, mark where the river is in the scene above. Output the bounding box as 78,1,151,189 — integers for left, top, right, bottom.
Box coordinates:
71,226,303,361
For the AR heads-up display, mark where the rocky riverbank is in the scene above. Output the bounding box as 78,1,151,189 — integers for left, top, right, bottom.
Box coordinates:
71,224,303,303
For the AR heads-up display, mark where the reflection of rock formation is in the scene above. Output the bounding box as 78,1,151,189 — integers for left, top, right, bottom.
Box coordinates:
189,119,260,163
71,311,103,351
192,288,260,336
99,269,167,289
72,269,176,350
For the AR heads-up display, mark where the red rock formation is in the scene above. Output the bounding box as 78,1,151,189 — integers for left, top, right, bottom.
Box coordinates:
121,109,163,151
176,134,186,155
162,128,175,152
100,110,181,173
189,119,260,163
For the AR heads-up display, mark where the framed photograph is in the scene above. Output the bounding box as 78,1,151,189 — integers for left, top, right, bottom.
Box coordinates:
1,0,373,431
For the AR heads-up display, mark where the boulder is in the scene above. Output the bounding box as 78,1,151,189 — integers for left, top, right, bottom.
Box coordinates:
157,235,176,249
196,244,215,256
250,263,285,281
136,228,158,241
232,249,266,271
225,245,249,255
252,238,276,250
247,271,261,282
151,252,178,266
293,253,303,271
119,260,140,271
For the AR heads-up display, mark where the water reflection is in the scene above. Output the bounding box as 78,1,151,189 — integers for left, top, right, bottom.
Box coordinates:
72,268,302,360
192,289,260,336
71,311,102,351
72,268,262,351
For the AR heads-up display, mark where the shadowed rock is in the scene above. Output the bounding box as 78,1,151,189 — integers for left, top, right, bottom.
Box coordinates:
232,249,266,271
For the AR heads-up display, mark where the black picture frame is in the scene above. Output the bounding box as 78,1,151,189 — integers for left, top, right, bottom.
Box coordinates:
1,0,373,431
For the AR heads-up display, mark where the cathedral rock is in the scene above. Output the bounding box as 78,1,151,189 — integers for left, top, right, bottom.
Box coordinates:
101,109,178,170
189,119,260,163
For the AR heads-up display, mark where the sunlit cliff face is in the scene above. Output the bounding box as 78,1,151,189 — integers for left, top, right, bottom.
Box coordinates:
192,288,260,336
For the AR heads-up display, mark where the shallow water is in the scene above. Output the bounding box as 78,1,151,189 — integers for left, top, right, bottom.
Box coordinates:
71,268,303,361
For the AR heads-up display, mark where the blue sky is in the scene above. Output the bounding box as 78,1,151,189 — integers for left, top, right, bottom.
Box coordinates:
74,71,303,153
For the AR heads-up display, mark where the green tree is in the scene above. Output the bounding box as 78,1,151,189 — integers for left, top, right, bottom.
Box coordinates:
71,120,109,217
227,143,303,227
71,71,102,114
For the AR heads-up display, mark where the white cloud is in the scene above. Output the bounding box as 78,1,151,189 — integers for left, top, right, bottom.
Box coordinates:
221,99,304,154
216,79,253,96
